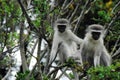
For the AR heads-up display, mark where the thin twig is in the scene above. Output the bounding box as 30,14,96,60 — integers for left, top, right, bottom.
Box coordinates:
85,0,97,14
73,0,90,34
71,17,79,24
48,42,62,66
47,64,67,77
59,68,71,80
27,50,37,59
104,12,119,36
61,0,68,10
0,45,19,59
112,47,120,57
39,45,48,61
58,0,74,18
111,35,120,55
17,0,38,32
2,66,11,80
111,1,120,13
69,2,80,22
64,0,74,10
28,63,37,77
30,39,38,55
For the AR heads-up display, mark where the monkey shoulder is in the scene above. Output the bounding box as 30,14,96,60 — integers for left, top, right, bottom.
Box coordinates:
82,40,98,52
60,31,73,40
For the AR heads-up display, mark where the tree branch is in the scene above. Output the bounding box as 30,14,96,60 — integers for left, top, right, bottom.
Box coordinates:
2,66,11,80
19,22,28,72
104,11,120,36
73,0,90,34
111,1,120,13
0,45,19,60
47,64,68,77
17,0,38,32
111,36,120,55
69,1,81,22
112,47,120,58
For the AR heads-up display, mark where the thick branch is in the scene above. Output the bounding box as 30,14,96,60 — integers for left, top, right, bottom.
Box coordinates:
36,37,42,79
19,22,28,72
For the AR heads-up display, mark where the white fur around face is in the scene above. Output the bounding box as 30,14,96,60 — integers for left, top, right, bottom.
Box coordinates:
79,24,111,67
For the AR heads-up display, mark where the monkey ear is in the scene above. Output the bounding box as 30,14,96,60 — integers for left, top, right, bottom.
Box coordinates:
85,25,90,33
53,22,57,31
85,27,89,33
102,29,106,38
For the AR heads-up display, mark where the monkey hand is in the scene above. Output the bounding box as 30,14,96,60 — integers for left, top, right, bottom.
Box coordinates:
68,56,82,65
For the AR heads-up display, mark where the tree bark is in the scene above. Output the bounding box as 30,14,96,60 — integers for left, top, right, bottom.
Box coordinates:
19,21,28,72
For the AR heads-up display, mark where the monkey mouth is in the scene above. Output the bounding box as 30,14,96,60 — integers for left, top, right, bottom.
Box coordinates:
92,32,100,40
92,36,99,40
59,29,65,33
93,37,99,40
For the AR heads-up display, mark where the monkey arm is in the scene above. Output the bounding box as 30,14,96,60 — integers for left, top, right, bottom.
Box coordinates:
68,30,83,44
49,35,60,65
94,55,100,67
94,49,102,67
101,46,112,66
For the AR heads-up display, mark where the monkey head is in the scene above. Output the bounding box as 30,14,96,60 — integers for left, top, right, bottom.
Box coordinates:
57,25,66,33
86,24,104,40
91,30,102,40
54,18,71,33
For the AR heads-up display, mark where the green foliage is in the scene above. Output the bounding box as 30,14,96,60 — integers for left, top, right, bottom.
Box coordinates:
43,74,49,80
46,24,53,38
97,10,111,22
0,55,11,67
66,58,83,72
0,0,21,51
105,20,120,50
69,73,75,79
16,70,35,80
4,32,19,48
32,0,51,29
90,0,115,24
33,19,41,28
110,20,120,36
0,0,120,80
87,61,120,80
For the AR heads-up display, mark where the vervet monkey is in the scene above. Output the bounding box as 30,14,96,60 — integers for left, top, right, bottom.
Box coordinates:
49,18,83,65
79,24,111,67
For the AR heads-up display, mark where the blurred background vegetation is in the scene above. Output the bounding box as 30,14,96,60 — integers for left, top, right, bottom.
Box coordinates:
0,0,120,80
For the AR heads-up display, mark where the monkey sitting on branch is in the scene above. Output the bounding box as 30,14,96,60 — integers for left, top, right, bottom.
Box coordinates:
79,24,112,67
49,18,83,65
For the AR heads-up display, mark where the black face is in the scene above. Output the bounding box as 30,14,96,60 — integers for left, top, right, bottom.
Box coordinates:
57,25,66,33
91,32,101,40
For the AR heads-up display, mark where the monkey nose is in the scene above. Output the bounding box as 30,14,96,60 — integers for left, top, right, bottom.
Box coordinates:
92,35,99,40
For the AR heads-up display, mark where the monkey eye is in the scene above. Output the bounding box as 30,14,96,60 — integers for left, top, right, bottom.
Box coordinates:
92,32,101,35
58,25,66,29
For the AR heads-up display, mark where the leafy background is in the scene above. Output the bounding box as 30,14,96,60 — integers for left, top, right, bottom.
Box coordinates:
0,0,120,80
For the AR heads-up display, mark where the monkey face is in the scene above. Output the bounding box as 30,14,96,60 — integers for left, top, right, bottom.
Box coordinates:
91,31,101,40
57,25,66,33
